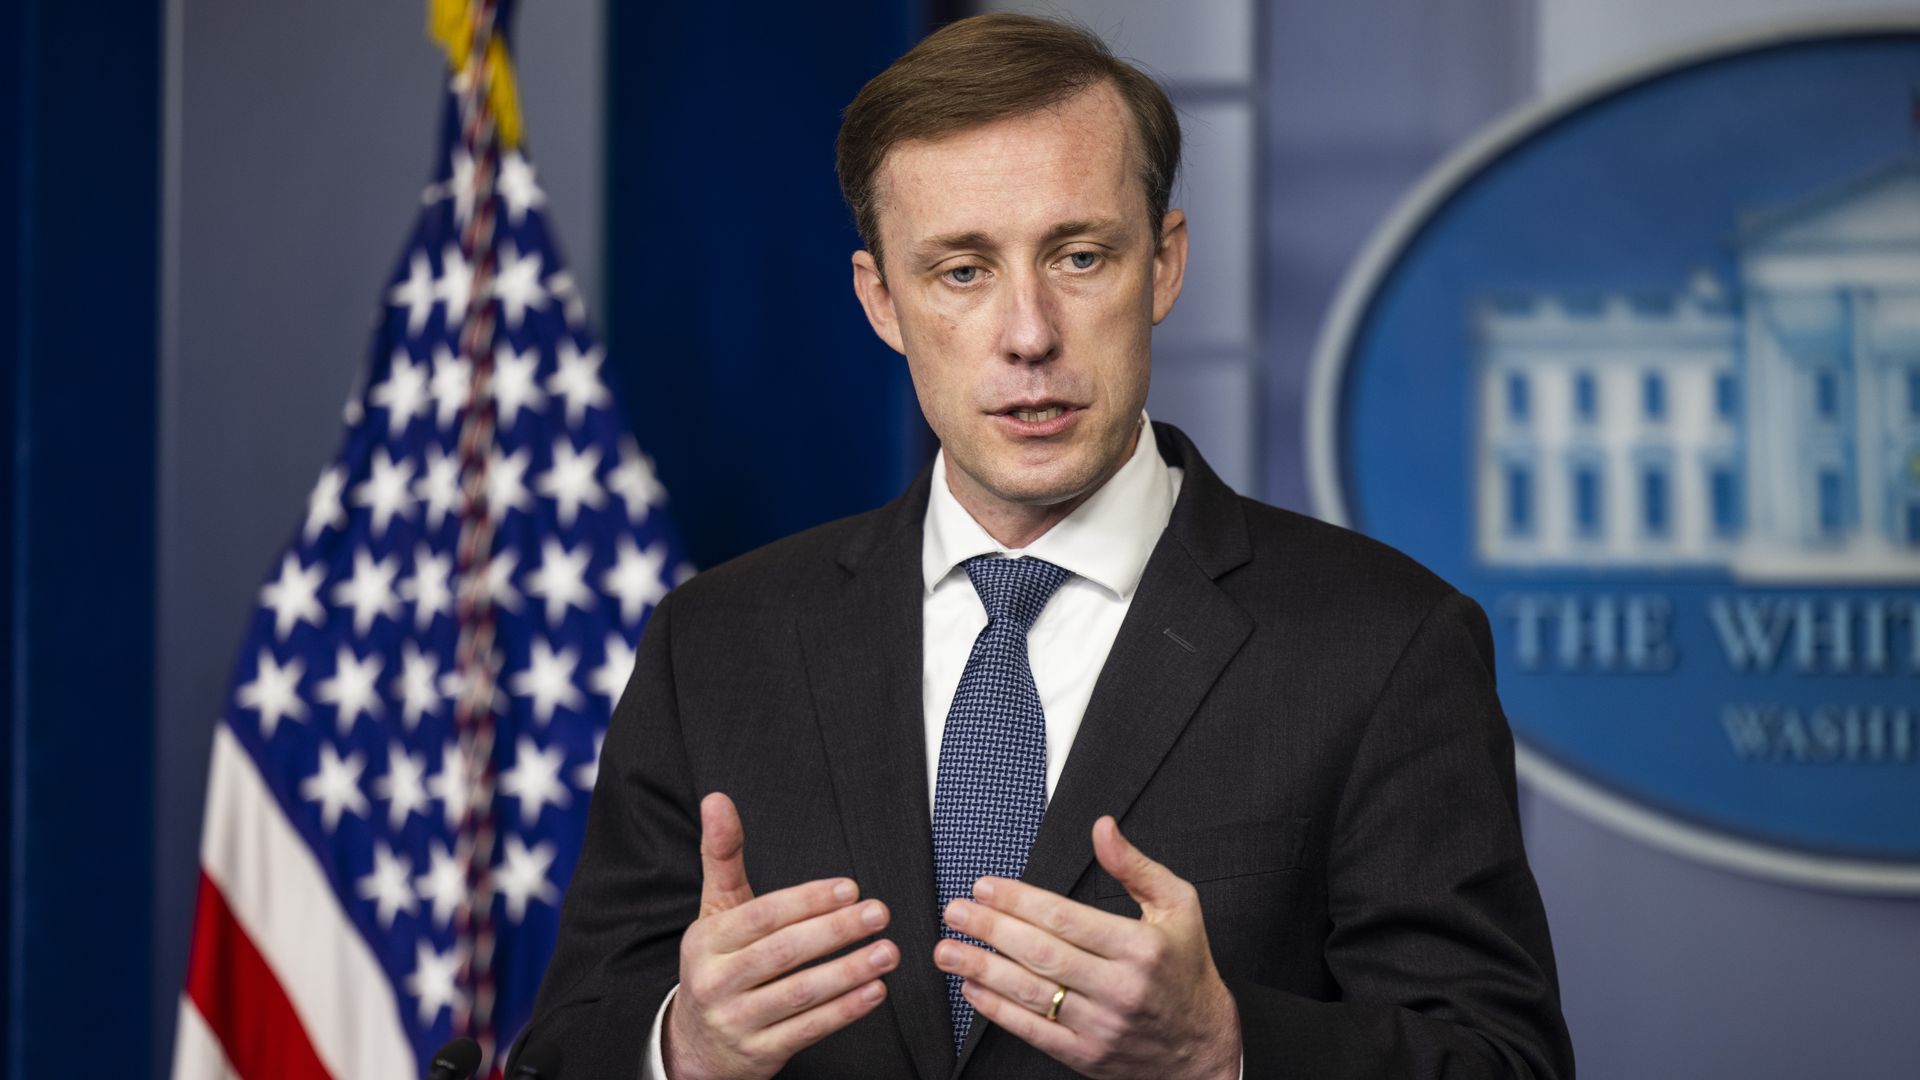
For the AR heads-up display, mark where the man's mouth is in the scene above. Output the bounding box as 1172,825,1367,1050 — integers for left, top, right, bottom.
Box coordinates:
991,402,1083,436
1009,406,1066,423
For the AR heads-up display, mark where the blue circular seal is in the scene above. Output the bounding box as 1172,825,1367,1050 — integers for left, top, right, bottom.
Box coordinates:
1310,19,1920,892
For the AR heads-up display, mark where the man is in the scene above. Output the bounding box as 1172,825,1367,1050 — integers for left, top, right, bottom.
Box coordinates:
518,13,1573,1079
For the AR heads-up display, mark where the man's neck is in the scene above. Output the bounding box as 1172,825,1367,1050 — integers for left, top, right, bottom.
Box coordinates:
945,422,1142,549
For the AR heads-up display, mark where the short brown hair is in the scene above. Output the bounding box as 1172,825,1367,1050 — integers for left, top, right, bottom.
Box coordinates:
836,12,1181,275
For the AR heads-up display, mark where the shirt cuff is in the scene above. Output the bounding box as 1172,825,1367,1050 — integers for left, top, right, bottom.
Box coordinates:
640,984,678,1080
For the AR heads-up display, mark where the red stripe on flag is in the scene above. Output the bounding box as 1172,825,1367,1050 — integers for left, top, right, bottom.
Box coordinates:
185,870,335,1080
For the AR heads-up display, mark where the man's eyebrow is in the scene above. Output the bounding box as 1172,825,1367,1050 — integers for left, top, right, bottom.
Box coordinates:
1040,218,1128,244
909,218,1131,263
910,230,993,262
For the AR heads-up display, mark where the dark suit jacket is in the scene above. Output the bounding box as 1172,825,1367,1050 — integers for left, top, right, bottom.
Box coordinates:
515,423,1574,1079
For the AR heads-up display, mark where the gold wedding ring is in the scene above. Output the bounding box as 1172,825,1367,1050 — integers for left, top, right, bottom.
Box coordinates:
1045,983,1068,1022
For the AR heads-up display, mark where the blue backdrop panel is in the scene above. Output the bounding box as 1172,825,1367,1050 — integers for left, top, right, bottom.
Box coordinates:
604,2,933,569
4,0,160,1073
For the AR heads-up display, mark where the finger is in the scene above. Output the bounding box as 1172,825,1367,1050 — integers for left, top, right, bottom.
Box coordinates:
942,898,1116,990
708,876,862,955
934,939,1101,1031
734,937,899,1032
960,979,1085,1069
1092,815,1192,918
970,875,1140,959
720,897,891,993
699,792,753,916
743,972,891,1061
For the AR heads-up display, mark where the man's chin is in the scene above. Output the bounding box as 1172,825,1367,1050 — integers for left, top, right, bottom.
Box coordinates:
968,460,1106,510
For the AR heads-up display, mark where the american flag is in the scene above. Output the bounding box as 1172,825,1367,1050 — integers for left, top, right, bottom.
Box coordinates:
173,4,690,1076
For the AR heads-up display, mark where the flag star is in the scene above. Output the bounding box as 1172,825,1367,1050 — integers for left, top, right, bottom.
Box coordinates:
394,641,442,729
492,343,547,426
300,742,370,831
415,838,466,928
259,554,326,640
404,939,466,1024
525,538,595,627
387,251,436,337
482,545,524,613
494,834,560,923
498,152,547,225
447,150,477,230
537,437,606,528
304,466,348,541
605,536,671,626
574,731,605,793
436,666,504,718
428,739,472,829
400,545,454,631
590,632,636,702
492,242,549,329
375,740,431,831
429,344,470,429
332,549,402,636
486,446,534,523
350,448,417,539
546,270,588,327
608,439,667,524
356,842,419,928
500,736,572,828
317,645,384,734
236,650,307,738
435,245,474,335
510,637,585,725
437,666,464,709
369,350,431,437
413,445,462,532
547,339,611,428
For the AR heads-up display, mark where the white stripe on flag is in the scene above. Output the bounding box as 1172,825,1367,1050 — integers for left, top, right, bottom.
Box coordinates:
199,725,417,1079
172,996,241,1080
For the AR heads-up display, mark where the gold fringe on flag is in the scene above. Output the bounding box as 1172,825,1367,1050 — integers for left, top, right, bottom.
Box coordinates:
427,0,524,151
486,36,523,150
428,0,473,69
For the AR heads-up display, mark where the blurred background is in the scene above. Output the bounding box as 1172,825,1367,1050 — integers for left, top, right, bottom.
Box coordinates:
4,0,1918,1076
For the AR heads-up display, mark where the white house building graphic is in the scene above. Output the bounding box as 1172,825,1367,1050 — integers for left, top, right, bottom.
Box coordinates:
1476,158,1920,580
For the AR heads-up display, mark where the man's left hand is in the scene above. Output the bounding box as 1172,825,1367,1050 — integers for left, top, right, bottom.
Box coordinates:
934,815,1241,1080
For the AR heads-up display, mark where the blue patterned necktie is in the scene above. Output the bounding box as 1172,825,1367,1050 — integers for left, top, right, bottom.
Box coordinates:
932,554,1072,1052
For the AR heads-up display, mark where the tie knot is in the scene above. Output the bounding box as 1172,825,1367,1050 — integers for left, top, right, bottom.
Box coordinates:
963,555,1070,631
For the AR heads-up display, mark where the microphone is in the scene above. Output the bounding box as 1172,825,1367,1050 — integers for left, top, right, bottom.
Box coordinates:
510,1039,563,1078
426,1036,481,1080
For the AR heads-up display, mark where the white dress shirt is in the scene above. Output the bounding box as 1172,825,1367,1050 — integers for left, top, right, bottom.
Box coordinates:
920,413,1180,807
641,415,1184,1078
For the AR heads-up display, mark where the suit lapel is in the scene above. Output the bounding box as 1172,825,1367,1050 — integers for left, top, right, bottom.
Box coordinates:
953,424,1254,1074
1019,539,1253,899
799,472,953,1080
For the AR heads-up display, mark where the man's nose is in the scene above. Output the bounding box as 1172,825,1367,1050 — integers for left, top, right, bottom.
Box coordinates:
995,268,1060,364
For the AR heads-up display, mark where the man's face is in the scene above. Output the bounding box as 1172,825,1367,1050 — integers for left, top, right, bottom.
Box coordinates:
852,81,1187,520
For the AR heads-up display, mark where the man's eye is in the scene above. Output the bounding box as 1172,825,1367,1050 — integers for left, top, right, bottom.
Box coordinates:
946,266,981,285
1065,251,1099,270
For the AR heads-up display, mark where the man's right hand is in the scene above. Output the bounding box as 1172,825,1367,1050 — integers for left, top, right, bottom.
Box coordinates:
663,792,898,1080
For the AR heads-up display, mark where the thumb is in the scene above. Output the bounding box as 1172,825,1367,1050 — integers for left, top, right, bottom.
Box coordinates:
698,791,754,916
1092,816,1189,919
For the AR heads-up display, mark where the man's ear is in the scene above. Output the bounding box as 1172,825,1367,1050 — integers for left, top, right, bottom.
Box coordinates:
1150,208,1189,326
852,250,906,356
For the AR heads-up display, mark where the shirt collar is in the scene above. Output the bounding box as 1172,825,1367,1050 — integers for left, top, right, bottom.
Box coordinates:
922,413,1179,599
